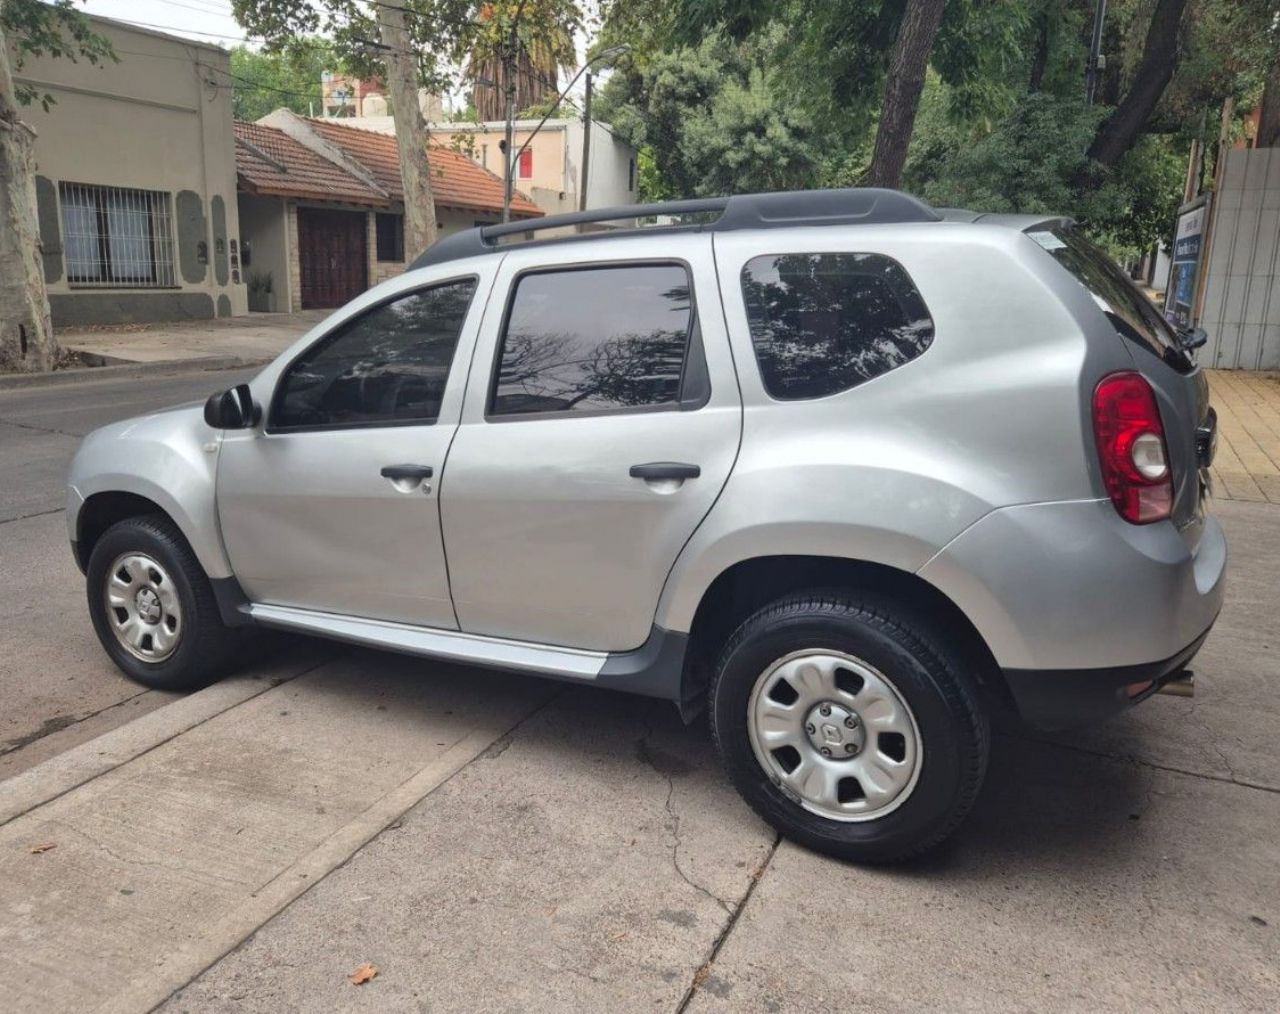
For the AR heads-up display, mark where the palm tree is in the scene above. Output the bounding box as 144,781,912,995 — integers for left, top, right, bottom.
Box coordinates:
467,2,577,121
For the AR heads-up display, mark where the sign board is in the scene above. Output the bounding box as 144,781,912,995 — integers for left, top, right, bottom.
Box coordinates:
1164,196,1210,329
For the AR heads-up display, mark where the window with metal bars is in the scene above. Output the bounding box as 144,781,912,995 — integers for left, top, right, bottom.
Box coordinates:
59,183,177,288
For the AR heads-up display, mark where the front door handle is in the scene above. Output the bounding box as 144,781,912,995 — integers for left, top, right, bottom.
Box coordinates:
629,462,701,481
380,464,434,481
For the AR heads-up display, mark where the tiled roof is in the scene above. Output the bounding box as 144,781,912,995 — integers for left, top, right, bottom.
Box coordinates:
234,121,386,207
304,118,543,219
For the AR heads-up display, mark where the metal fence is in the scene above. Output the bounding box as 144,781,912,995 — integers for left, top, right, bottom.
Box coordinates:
58,182,177,288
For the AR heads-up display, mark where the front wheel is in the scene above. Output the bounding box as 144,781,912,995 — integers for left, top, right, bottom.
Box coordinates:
710,592,989,863
86,515,239,691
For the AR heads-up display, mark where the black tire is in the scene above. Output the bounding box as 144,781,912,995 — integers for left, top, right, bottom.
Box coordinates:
86,514,239,691
709,590,989,863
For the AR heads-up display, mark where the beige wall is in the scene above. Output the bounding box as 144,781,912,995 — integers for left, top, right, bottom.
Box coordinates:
432,125,571,211
11,17,247,323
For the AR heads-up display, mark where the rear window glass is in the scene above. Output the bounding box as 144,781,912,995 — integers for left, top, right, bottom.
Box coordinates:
741,253,934,400
1028,228,1191,371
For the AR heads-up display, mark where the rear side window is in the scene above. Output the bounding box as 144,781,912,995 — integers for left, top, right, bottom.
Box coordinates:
1028,228,1191,372
741,253,934,400
490,263,700,416
271,278,476,430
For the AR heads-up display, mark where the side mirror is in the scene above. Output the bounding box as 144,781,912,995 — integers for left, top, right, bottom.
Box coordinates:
203,383,259,429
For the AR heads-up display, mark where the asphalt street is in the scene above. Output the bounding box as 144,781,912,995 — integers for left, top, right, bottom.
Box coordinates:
0,367,256,776
0,366,1276,1011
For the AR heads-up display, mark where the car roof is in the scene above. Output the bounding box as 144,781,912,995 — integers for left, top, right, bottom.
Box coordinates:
408,188,1073,272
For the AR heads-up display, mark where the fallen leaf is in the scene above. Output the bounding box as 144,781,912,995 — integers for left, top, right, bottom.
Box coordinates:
609,931,628,942
29,843,56,854
349,963,378,986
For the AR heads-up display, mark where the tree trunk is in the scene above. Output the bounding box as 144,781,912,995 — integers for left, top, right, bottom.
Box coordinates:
1085,0,1189,168
377,0,437,259
863,0,947,189
0,22,58,373
1257,47,1280,148
1028,10,1050,92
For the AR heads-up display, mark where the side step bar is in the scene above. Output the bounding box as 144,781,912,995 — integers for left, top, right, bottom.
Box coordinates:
247,603,608,680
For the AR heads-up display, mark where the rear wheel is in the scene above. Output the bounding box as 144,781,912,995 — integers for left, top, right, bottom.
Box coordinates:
710,591,989,863
86,515,239,691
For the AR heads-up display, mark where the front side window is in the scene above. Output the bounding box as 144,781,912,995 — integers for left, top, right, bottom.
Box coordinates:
59,182,176,288
490,264,695,416
272,279,477,430
742,253,934,400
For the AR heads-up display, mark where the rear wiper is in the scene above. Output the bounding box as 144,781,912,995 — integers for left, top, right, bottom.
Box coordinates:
1175,326,1208,351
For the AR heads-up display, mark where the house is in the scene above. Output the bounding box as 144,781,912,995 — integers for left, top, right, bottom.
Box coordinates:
9,15,246,325
235,111,542,311
325,115,639,216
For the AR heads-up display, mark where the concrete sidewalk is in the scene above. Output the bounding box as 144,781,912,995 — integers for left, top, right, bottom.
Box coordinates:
0,497,1276,1012
1208,369,1280,503
57,311,327,366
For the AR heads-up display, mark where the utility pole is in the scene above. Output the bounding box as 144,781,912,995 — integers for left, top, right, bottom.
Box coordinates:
1086,0,1107,104
502,76,515,222
578,70,592,211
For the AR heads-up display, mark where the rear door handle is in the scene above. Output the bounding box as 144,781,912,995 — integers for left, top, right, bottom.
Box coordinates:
629,462,701,481
380,464,434,481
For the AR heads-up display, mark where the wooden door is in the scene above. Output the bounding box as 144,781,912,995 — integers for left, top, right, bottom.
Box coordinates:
297,208,368,309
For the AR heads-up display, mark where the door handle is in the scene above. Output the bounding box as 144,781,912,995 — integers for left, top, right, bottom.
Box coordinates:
380,464,434,481
629,462,701,481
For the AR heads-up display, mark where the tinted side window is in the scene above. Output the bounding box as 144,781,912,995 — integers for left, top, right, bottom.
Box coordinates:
272,279,476,430
742,253,934,400
491,264,694,416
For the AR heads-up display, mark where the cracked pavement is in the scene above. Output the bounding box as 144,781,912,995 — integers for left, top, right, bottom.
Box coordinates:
1,368,1278,1011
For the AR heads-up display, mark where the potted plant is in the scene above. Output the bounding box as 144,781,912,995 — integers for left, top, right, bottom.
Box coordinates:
247,271,277,313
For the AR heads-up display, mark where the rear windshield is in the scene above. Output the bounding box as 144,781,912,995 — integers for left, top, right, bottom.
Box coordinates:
1028,227,1191,372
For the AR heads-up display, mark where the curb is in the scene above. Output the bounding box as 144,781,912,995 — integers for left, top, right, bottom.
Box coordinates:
0,354,269,391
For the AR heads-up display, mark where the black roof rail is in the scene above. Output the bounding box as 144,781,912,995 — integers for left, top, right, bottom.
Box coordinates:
409,187,941,270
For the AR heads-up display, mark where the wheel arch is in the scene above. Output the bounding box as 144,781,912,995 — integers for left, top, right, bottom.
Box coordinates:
679,554,1016,717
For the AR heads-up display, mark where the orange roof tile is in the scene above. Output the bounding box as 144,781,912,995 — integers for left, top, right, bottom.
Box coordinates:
234,121,387,207
305,118,543,219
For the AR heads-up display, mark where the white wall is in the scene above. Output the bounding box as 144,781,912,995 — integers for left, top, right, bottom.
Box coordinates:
1199,148,1280,370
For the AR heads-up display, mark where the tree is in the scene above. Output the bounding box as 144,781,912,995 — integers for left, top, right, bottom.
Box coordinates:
1,0,113,373
229,42,333,122
467,1,576,120
594,30,820,198
864,0,947,187
1084,0,1190,169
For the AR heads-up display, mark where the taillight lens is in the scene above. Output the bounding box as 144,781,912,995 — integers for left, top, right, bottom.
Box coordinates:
1092,372,1173,524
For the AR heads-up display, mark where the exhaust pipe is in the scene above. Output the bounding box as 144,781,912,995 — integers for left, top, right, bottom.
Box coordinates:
1157,671,1195,698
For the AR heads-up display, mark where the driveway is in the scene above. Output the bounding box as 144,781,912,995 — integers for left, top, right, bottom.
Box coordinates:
0,366,1276,1012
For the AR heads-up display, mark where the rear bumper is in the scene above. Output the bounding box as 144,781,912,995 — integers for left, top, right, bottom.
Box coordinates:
918,498,1227,671
1002,620,1215,731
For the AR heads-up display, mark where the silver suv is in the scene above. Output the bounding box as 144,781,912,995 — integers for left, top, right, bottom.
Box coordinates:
67,189,1225,862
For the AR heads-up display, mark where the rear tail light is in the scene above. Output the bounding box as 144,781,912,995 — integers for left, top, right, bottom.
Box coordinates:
1092,372,1173,524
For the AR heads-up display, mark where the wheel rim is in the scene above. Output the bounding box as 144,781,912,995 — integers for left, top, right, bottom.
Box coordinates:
104,552,182,662
747,649,922,822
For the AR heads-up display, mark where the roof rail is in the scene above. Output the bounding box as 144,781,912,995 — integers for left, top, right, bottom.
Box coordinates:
409,187,941,270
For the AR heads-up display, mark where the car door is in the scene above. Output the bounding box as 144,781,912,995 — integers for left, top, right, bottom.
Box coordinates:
440,233,742,652
216,271,487,627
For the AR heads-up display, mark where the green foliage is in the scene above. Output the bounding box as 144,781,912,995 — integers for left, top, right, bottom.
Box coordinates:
595,30,820,197
2,0,115,110
229,42,334,122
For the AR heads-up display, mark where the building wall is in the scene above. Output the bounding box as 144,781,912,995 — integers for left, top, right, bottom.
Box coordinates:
237,194,291,312
366,207,495,290
1200,148,1280,370
12,17,247,325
